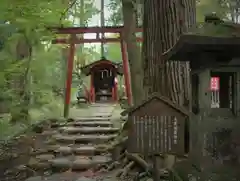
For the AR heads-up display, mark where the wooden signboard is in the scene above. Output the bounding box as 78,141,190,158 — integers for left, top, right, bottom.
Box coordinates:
125,95,188,156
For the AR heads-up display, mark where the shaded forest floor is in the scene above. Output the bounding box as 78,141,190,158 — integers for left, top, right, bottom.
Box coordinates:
0,104,129,181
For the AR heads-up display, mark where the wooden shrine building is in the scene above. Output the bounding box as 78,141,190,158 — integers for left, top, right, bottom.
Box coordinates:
81,58,123,103
163,18,240,160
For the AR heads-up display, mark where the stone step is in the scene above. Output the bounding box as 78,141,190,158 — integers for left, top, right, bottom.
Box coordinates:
55,145,96,155
91,113,112,117
89,103,114,107
70,117,111,121
50,122,66,128
51,144,108,155
52,134,117,144
59,127,119,134
50,155,111,170
66,121,113,127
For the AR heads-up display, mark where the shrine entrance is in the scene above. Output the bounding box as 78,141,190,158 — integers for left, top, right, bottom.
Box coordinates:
50,26,142,117
93,67,114,102
81,59,123,103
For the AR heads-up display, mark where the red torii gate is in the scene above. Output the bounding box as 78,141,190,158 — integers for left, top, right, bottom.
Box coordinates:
51,26,142,117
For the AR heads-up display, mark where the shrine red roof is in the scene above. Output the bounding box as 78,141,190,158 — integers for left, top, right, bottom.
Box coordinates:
81,58,123,76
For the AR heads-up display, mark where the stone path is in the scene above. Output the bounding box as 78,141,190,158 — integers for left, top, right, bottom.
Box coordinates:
26,104,121,181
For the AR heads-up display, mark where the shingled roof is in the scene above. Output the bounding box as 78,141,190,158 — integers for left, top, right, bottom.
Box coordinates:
162,22,240,62
81,58,123,76
121,93,189,117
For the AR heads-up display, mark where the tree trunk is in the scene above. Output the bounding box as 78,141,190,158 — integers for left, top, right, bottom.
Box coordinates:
122,0,143,105
142,0,195,108
11,33,32,123
142,0,196,169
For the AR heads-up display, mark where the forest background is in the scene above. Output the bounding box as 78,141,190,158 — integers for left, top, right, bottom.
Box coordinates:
0,0,237,139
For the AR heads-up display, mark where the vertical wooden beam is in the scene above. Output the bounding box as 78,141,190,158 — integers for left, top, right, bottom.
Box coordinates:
120,39,132,105
64,35,75,118
112,87,115,102
90,72,93,103
91,72,95,103
198,69,211,112
233,72,240,116
92,87,95,102
114,77,118,102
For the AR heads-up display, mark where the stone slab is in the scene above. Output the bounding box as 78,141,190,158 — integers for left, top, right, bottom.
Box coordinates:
60,127,119,134
53,134,117,143
67,121,113,127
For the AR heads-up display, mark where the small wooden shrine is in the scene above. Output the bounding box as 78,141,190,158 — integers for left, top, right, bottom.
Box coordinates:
124,94,189,156
81,58,123,103
163,17,240,158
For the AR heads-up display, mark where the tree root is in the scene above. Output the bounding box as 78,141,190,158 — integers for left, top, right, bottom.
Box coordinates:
120,161,135,179
107,161,121,171
115,151,150,178
125,151,149,171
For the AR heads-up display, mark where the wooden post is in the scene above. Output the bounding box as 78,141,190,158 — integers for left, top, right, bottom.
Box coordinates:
112,87,115,102
235,72,240,116
64,36,75,118
153,156,160,181
90,72,93,103
92,86,95,103
120,39,132,105
198,69,211,112
114,81,118,102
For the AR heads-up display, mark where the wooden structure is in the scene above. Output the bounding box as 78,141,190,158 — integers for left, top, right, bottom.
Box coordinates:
81,58,123,103
124,94,189,156
163,20,240,159
76,84,89,103
50,26,142,117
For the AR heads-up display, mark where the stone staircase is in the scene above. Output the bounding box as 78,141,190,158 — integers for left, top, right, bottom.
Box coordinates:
33,104,120,172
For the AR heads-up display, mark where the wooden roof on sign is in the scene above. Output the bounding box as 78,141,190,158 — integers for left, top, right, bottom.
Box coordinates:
162,22,240,62
120,94,189,116
81,58,123,76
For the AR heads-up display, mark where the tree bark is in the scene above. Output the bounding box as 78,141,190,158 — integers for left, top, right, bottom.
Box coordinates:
142,0,196,108
142,0,196,169
122,0,143,105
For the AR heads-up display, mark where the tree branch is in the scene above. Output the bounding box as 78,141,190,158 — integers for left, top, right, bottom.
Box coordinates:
59,0,78,25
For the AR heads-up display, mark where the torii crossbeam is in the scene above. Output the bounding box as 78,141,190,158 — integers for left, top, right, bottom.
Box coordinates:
50,26,143,117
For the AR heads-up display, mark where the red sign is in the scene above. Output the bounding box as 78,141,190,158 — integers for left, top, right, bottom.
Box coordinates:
210,77,220,91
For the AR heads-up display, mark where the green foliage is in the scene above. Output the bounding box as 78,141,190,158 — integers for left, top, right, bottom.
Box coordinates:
197,0,240,22
107,0,123,25
70,0,100,25
0,0,72,140
197,0,227,22
106,43,122,62
107,0,143,26
188,22,240,37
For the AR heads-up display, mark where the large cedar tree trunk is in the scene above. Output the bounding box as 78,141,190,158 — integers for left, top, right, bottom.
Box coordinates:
142,0,196,109
122,0,143,105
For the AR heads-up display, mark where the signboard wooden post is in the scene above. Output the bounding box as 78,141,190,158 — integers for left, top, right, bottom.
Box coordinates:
123,94,189,181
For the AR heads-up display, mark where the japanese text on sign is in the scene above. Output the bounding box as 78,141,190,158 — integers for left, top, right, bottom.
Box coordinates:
129,116,180,155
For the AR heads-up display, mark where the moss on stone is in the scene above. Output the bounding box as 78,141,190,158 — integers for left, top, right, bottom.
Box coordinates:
186,22,240,37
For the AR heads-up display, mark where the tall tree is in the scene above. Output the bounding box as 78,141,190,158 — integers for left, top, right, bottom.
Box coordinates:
141,0,196,169
142,0,196,108
71,0,99,78
122,0,143,105
0,0,70,123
